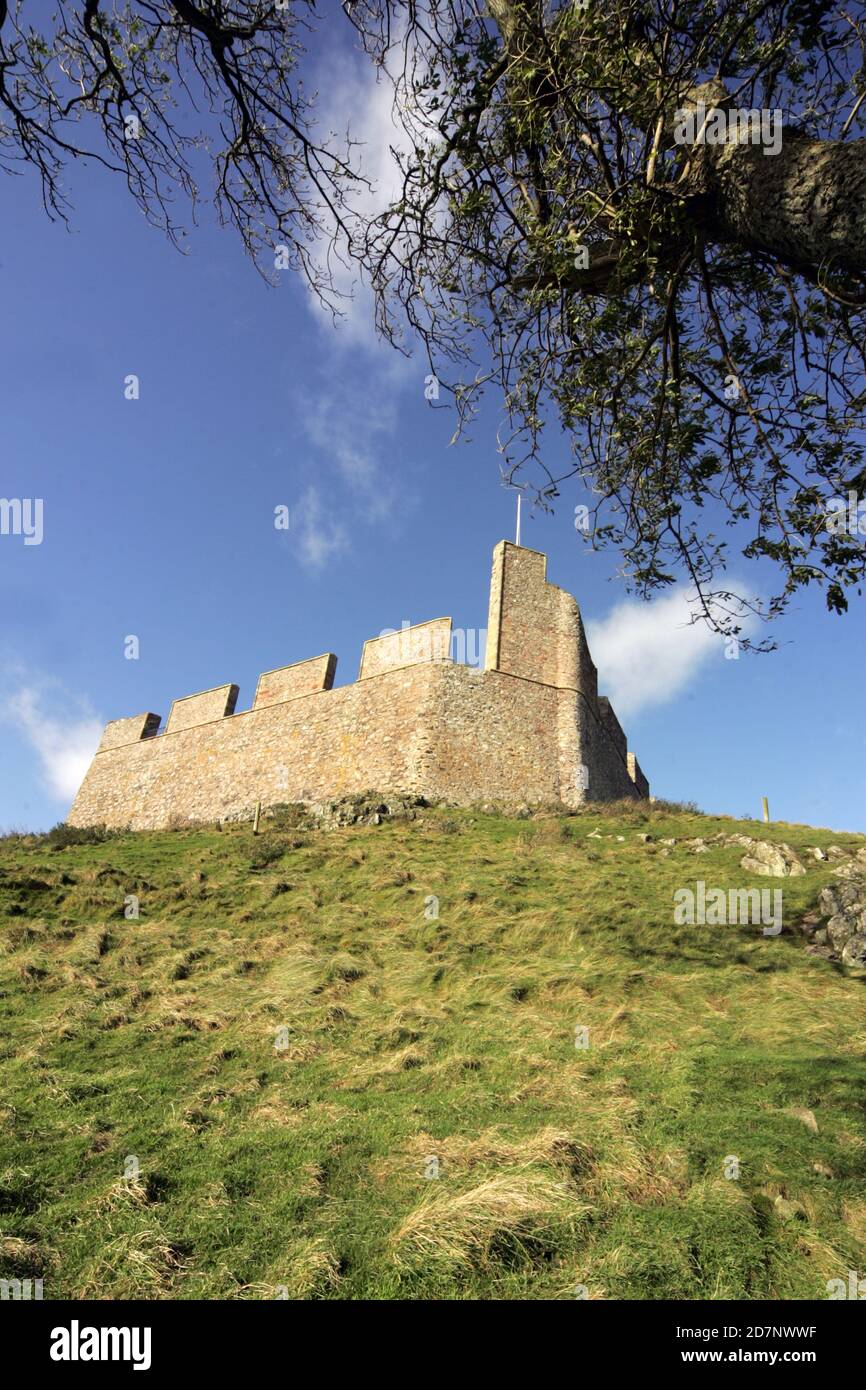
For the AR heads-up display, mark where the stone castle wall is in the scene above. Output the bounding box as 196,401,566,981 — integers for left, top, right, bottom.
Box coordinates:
68,542,649,829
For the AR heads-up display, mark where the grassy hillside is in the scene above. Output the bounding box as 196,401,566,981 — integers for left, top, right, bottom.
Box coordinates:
1,802,865,1301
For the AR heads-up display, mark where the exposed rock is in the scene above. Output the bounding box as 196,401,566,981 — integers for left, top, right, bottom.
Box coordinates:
269,792,429,831
842,933,866,969
820,882,862,912
802,874,866,970
832,861,863,880
739,841,806,877
827,914,859,950
636,833,653,843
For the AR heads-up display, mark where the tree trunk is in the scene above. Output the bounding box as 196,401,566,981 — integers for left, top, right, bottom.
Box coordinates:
705,131,866,274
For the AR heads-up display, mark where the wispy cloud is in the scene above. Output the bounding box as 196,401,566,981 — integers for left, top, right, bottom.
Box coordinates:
291,485,350,571
586,586,756,719
284,355,414,571
3,676,101,802
297,374,401,502
308,48,411,350
284,39,424,568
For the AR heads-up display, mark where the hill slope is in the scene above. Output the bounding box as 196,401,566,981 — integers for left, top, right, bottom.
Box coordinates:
1,802,865,1301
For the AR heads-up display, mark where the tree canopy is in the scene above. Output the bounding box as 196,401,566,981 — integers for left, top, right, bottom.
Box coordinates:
4,0,866,643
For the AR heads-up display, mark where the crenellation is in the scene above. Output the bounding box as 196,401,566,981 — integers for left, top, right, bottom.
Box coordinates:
97,712,161,753
68,543,649,829
359,618,452,680
165,683,240,735
253,654,337,708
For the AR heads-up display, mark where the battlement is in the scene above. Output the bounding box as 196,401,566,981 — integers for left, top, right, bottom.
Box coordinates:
359,619,452,679
254,654,337,708
166,683,239,735
69,542,649,829
97,712,161,754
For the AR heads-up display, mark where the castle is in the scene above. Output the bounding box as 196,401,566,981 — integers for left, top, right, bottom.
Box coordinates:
68,542,649,829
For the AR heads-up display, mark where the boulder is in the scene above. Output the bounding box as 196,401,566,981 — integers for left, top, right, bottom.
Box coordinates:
806,875,866,968
842,933,866,969
832,861,863,880
739,841,806,877
827,913,860,951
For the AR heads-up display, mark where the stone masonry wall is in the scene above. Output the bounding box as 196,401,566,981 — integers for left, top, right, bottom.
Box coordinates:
68,541,649,829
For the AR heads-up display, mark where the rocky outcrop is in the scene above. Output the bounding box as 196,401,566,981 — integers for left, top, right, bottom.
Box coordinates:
267,792,428,830
799,873,866,969
664,832,866,968
739,841,807,878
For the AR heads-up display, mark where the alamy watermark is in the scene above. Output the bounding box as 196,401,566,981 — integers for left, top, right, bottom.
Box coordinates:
377,620,487,670
0,1277,43,1300
827,1270,866,1299
673,102,783,156
673,880,782,936
50,1322,151,1370
824,491,866,540
0,497,43,545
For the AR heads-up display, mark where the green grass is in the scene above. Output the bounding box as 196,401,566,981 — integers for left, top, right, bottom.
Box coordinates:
1,802,865,1300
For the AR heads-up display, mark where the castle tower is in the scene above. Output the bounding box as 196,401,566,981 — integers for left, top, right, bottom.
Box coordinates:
482,541,646,805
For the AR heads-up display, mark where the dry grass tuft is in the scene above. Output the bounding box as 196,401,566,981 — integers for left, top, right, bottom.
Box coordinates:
388,1171,586,1273
376,1126,592,1182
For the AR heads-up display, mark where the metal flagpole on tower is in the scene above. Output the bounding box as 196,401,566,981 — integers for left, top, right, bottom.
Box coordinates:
515,493,522,546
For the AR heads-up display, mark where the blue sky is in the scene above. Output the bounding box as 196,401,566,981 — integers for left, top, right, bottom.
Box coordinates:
1,22,863,834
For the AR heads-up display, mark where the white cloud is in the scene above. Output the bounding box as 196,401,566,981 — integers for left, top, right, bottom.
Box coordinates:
292,485,350,571
298,376,401,499
274,46,422,572
586,586,756,720
3,678,102,803
308,53,411,350
282,329,414,568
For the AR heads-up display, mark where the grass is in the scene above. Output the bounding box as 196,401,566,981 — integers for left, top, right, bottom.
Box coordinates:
1,801,864,1300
